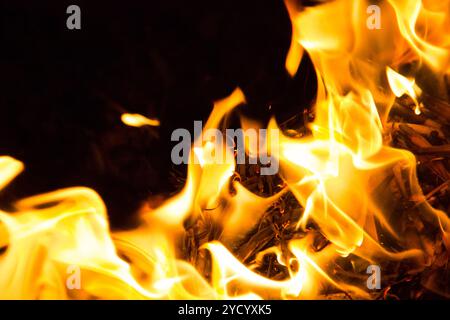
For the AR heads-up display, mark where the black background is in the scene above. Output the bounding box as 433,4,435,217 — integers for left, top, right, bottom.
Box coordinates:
0,0,317,228
0,299,443,317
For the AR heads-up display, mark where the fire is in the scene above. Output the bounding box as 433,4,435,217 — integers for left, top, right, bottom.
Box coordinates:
121,113,160,127
0,0,449,299
386,67,422,114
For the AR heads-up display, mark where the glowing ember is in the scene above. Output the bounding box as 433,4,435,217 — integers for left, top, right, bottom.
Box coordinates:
121,113,160,127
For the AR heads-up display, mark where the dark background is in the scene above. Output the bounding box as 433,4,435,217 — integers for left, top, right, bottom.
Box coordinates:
0,0,317,228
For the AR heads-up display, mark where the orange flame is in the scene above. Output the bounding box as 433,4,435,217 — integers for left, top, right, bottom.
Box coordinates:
0,0,449,299
121,113,160,127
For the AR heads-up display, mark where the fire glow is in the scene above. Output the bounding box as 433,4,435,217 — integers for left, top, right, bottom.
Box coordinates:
0,0,449,299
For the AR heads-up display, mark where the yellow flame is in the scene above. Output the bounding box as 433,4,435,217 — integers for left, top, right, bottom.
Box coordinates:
386,66,423,114
284,0,304,77
121,113,160,127
0,0,449,300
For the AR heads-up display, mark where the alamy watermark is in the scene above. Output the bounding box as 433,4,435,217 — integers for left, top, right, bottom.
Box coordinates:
366,264,381,290
66,264,81,290
366,5,381,30
171,121,280,175
66,5,81,30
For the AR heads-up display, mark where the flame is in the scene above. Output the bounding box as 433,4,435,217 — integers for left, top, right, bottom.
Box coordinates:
388,0,450,70
121,113,160,127
284,0,304,77
0,0,449,299
386,67,422,114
